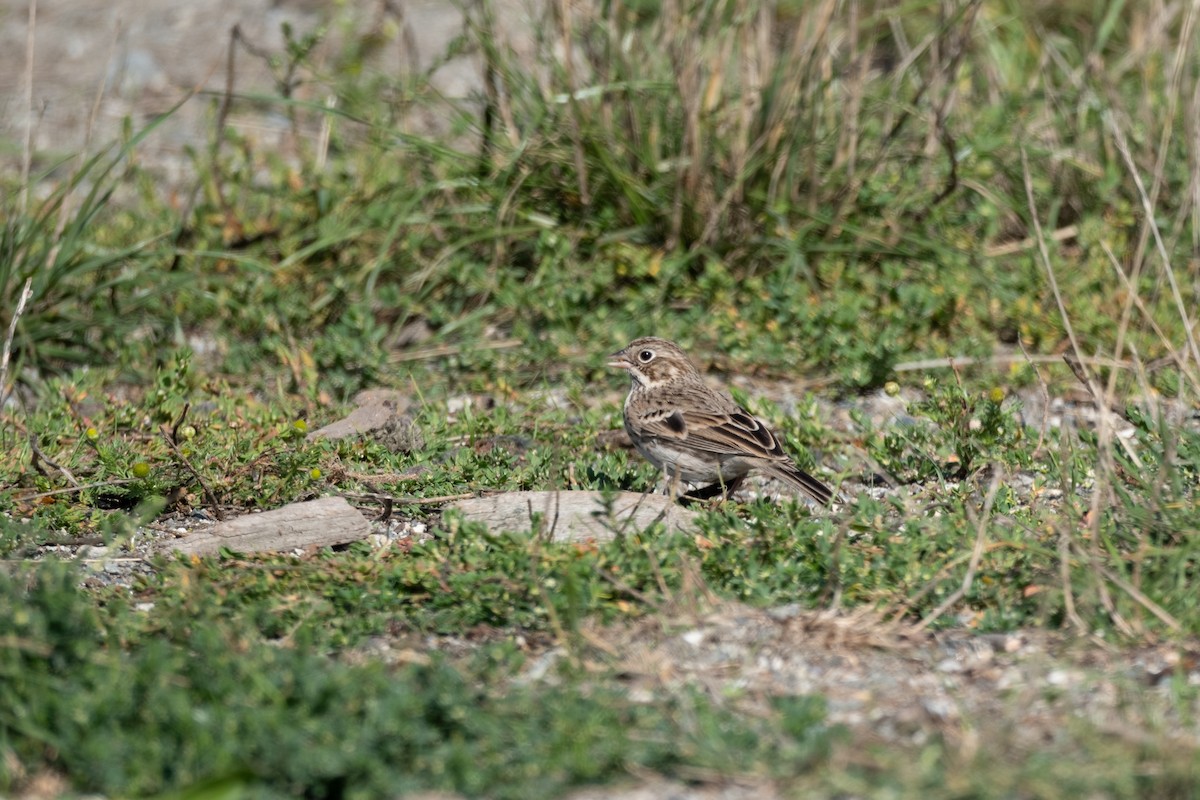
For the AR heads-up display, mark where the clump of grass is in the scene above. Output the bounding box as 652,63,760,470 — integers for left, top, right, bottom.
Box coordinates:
0,560,835,798
0,114,190,378
6,1,1198,395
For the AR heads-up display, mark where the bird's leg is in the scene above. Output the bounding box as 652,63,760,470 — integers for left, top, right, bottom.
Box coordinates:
658,467,684,503
722,475,745,499
669,468,684,503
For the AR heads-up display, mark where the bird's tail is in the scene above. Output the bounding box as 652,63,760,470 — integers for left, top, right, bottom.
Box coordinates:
767,463,834,505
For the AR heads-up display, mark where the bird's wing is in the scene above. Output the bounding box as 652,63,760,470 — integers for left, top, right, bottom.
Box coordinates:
632,397,787,460
630,387,834,504
677,407,789,459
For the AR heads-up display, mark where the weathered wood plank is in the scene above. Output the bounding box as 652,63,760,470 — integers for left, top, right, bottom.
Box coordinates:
162,497,370,556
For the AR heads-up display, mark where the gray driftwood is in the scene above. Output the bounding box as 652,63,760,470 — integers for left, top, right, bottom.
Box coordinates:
448,490,696,542
162,497,370,556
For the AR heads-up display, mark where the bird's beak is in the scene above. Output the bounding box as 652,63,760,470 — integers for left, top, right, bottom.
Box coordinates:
607,350,632,370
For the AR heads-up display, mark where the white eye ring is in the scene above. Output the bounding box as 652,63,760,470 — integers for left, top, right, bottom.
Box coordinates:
638,350,654,363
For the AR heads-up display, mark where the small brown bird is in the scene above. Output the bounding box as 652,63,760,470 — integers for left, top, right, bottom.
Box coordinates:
609,337,833,505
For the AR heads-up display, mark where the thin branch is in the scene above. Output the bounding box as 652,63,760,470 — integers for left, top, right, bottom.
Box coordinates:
1084,544,1182,632
984,225,1079,258
1061,355,1134,425
892,351,1156,373
388,337,521,363
29,433,80,486
161,427,224,521
169,402,191,446
341,491,478,507
17,479,136,501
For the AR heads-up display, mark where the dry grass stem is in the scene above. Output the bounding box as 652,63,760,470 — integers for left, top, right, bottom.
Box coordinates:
912,469,1002,633
0,279,33,409
1105,109,1200,372
19,0,37,215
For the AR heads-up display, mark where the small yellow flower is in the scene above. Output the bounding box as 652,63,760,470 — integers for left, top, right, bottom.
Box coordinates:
988,387,1005,403
292,419,308,434
85,427,99,441
132,462,151,479
884,381,901,397
309,468,322,480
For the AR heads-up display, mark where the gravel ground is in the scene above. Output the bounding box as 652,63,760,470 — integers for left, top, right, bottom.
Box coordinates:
0,0,529,177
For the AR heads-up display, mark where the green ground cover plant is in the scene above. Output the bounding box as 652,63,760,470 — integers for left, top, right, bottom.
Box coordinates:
2,0,1200,796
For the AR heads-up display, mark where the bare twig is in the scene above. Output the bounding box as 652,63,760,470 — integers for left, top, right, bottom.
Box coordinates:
341,491,477,507
924,109,959,209
1061,350,1148,515
1061,355,1134,425
213,25,241,214
984,225,1079,258
1081,543,1182,632
161,426,224,521
168,402,190,445
17,478,136,501
908,1,982,221
1122,0,1199,310
388,337,521,363
889,538,1014,624
477,2,500,170
376,496,394,522
892,351,1154,374
29,433,80,486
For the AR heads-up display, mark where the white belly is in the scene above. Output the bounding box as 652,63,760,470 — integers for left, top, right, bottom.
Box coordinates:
628,429,750,485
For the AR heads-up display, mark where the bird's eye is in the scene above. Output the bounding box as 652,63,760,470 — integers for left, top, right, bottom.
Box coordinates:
638,350,654,363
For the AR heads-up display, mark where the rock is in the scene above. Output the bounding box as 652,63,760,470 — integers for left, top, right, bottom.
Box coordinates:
596,428,635,451
447,490,697,542
308,390,424,453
